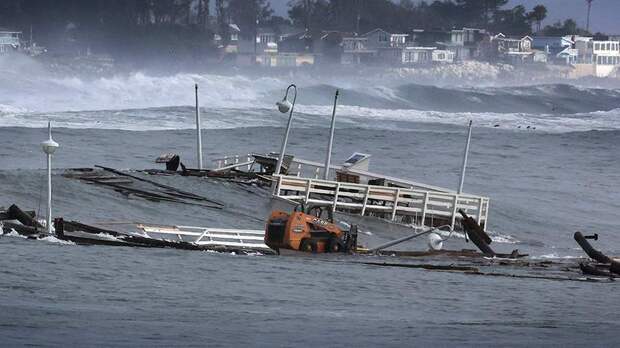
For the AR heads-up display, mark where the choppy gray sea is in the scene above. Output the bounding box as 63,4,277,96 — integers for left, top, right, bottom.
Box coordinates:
1,66,620,346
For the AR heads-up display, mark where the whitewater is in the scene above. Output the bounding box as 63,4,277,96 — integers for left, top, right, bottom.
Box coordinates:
1,55,620,132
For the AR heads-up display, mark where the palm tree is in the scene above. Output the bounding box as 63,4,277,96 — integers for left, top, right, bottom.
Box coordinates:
528,4,547,33
586,0,593,32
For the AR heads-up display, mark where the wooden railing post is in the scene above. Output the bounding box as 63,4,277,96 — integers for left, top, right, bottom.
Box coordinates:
304,178,312,203
332,182,341,213
450,194,459,230
361,186,370,216
484,199,490,231
421,192,429,227
391,188,400,221
275,175,283,196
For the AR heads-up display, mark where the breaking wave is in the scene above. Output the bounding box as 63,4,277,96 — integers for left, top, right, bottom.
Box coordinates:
2,104,619,133
1,55,620,132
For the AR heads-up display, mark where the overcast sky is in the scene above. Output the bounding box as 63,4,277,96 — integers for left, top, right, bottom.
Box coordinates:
268,0,619,34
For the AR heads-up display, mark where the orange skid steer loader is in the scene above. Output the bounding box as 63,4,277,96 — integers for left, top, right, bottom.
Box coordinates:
264,204,358,254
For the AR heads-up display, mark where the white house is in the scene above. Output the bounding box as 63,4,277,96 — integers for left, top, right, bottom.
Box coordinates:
591,40,620,77
573,37,620,77
490,34,535,63
0,29,21,54
432,49,455,63
341,37,376,64
402,46,435,64
363,28,408,49
341,29,409,65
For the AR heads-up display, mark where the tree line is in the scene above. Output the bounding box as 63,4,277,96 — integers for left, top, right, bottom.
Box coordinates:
0,0,596,64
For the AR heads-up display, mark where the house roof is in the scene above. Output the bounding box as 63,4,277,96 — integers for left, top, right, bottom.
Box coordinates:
532,36,574,46
0,27,21,33
404,46,436,51
493,33,532,41
319,31,356,40
363,28,390,36
281,30,312,41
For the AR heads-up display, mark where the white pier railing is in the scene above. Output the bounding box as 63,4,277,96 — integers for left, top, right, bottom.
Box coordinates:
273,175,489,231
138,225,269,251
212,154,254,171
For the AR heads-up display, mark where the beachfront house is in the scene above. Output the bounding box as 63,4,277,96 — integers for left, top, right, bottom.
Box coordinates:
213,23,241,54
532,36,577,64
276,30,315,67
402,46,435,65
314,31,353,65
341,36,375,64
235,26,279,66
341,29,410,65
432,49,455,63
572,37,620,77
489,34,535,63
408,28,485,62
0,28,21,54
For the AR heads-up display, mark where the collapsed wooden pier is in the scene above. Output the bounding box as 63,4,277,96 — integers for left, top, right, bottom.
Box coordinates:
210,153,490,231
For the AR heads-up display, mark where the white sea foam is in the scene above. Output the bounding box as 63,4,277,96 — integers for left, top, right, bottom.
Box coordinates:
1,55,620,132
298,105,620,133
537,253,582,259
38,235,76,245
2,104,619,133
1,228,28,239
0,104,27,114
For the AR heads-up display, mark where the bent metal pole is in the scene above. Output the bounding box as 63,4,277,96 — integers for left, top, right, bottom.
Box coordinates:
195,84,203,170
323,90,339,180
458,120,473,194
274,84,297,182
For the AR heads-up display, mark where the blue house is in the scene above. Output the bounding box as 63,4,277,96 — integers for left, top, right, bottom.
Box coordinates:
532,36,577,64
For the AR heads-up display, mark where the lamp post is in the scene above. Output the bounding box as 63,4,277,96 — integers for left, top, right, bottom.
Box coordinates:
323,89,339,180
41,121,59,235
273,84,297,184
195,84,203,170
457,120,473,194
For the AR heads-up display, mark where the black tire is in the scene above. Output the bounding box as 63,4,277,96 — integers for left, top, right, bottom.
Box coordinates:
299,239,314,253
327,238,343,253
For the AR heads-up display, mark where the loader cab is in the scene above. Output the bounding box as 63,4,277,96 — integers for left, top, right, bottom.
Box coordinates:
264,203,356,254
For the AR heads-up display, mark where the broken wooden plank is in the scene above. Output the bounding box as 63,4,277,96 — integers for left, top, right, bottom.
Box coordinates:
7,204,43,229
95,165,223,206
362,261,479,272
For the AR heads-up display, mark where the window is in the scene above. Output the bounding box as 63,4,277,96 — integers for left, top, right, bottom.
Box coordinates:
607,43,611,50
595,43,600,50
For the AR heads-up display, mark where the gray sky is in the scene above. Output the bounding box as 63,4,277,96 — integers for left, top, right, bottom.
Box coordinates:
268,0,619,34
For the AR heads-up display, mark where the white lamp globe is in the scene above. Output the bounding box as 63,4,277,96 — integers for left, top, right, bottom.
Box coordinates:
276,99,292,113
41,138,59,155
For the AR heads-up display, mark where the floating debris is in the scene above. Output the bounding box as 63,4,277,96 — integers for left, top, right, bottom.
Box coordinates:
574,231,620,278
64,166,223,209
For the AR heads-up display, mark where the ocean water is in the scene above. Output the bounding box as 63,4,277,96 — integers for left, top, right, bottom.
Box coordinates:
1,59,620,346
